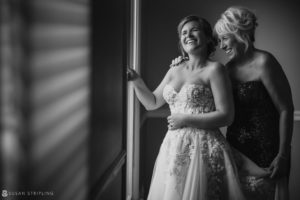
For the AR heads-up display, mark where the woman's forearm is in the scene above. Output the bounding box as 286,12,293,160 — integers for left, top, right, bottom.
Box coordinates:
131,78,158,110
184,110,234,129
278,108,294,157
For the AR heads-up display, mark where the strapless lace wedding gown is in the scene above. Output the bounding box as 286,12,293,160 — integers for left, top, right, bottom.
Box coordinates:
147,84,246,200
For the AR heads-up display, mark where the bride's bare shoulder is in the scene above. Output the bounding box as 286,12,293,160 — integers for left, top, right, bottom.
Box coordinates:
169,61,186,73
206,61,226,72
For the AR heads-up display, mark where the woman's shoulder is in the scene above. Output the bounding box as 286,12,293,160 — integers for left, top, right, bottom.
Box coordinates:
167,61,186,77
169,61,186,72
204,61,227,80
254,49,282,76
207,60,226,73
254,49,277,66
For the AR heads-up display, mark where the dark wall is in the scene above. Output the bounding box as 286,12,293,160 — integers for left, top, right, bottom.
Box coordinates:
90,0,128,199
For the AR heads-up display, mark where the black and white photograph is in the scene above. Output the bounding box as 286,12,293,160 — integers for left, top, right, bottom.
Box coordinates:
1,0,299,200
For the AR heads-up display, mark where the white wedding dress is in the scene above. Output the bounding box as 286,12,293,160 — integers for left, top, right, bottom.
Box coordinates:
147,84,247,200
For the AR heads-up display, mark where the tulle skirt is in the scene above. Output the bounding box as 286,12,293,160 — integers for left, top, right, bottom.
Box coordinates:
147,127,246,200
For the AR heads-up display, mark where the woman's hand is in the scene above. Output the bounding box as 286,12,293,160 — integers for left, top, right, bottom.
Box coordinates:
169,56,188,67
167,113,186,130
269,154,289,179
127,67,140,81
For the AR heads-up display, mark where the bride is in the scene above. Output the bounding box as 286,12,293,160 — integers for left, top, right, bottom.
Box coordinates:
127,15,269,200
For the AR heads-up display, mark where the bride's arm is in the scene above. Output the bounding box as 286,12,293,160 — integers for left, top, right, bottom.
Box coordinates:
168,63,234,129
127,67,172,110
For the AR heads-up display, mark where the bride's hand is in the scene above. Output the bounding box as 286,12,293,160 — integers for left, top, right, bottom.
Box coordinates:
127,67,140,81
169,56,188,67
167,113,186,130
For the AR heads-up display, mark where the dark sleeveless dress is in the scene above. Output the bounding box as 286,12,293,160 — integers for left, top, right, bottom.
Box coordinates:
227,81,279,168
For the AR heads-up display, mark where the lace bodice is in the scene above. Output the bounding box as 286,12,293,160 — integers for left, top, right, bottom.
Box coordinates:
163,84,215,114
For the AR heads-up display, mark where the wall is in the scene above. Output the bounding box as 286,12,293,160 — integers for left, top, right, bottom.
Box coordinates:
90,0,128,199
140,0,300,199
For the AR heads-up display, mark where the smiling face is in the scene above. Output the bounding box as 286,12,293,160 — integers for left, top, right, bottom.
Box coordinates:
214,7,258,61
218,33,245,60
180,21,207,56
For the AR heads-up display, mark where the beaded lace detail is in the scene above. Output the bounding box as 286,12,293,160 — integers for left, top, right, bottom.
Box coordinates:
163,84,215,115
227,81,279,168
161,84,231,199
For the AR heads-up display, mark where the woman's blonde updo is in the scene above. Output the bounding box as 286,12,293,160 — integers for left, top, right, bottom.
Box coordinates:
214,6,258,51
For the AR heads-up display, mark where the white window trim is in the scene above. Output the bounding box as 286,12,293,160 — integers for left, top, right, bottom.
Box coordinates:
126,0,141,199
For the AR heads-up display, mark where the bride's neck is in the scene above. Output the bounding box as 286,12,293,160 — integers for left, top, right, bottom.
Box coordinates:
187,55,207,70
